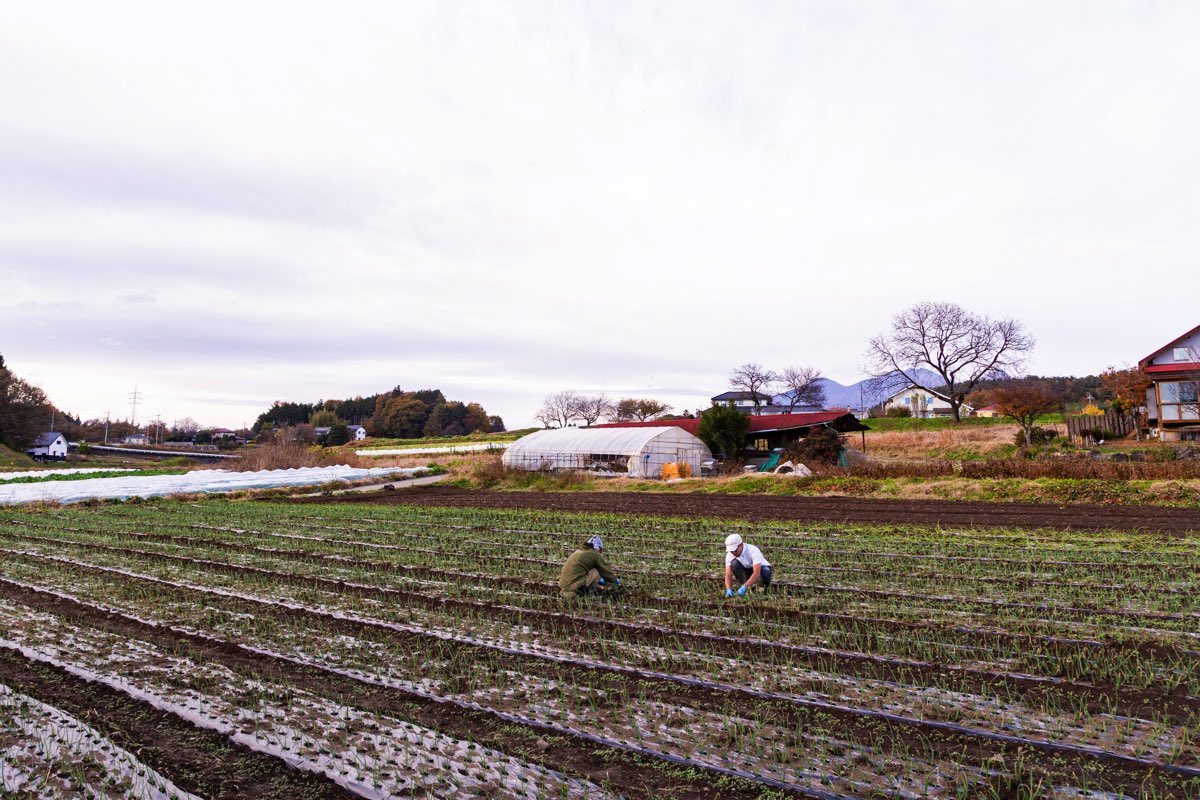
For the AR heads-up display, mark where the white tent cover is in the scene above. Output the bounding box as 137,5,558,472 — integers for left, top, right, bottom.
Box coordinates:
502,427,711,478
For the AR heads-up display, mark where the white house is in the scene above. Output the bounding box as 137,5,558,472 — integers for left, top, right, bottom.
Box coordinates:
1139,324,1200,442
314,424,367,442
881,386,974,418
123,433,150,446
27,432,68,461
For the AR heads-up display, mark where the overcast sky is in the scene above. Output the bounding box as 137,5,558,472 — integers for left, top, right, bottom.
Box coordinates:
3,2,1199,430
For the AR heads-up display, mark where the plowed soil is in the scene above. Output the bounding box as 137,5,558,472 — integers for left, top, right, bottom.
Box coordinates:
294,486,1200,534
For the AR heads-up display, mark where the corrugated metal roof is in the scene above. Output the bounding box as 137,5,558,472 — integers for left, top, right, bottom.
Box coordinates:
31,432,64,447
597,411,860,434
1146,363,1200,375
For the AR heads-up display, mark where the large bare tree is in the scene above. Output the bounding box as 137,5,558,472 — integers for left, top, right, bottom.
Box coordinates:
778,366,826,412
866,301,1035,421
534,391,582,428
728,363,779,411
573,394,615,427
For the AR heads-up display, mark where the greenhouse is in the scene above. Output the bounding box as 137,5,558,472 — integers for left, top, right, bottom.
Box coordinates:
502,426,712,478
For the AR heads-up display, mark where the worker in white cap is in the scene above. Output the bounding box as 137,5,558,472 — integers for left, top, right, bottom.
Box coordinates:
559,535,620,599
723,533,772,597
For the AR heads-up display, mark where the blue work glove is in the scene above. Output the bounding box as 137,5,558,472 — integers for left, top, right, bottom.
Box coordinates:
724,589,734,598
615,577,621,587
598,578,607,586
737,585,747,597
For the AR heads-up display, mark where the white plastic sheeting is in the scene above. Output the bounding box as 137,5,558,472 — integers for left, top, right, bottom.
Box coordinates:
502,427,711,479
0,466,419,505
357,442,510,457
0,468,137,481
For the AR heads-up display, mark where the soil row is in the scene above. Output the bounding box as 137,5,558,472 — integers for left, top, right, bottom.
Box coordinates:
258,513,1199,572
0,577,794,800
5,547,1197,798
0,645,357,800
6,521,1193,672
142,518,1193,596
7,526,1192,723
9,522,1187,628
301,486,1200,534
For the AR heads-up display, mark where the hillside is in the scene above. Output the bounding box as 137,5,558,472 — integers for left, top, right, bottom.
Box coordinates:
0,444,35,469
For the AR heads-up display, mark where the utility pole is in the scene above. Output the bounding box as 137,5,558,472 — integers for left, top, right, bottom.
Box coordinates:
128,385,142,427
103,412,110,444
154,415,164,444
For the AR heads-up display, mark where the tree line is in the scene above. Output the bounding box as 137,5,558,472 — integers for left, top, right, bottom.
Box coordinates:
253,387,504,440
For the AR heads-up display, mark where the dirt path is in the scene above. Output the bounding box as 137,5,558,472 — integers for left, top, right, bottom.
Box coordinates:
294,486,1200,534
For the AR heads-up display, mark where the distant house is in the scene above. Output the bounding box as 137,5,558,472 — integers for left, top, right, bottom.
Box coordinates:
313,424,367,442
975,404,1001,418
710,391,784,415
123,433,149,446
1139,325,1200,441
210,428,239,441
881,386,974,419
27,432,68,461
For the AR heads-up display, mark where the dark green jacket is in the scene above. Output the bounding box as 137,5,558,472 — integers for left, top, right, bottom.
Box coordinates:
558,548,617,594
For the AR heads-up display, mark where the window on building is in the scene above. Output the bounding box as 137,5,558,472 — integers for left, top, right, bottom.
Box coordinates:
1174,347,1194,362
1159,381,1199,421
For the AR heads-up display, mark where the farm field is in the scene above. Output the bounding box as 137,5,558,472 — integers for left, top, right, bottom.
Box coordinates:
0,500,1196,798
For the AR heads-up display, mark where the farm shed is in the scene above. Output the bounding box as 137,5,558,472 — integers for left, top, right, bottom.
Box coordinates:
503,427,711,478
599,411,870,452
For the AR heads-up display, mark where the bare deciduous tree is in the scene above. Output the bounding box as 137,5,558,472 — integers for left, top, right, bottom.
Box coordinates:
778,366,826,413
535,391,582,428
615,397,672,422
574,394,615,427
993,379,1062,447
866,301,1035,421
728,363,779,411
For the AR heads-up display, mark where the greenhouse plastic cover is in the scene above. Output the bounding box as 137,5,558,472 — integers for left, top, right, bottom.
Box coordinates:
0,465,419,505
502,426,711,478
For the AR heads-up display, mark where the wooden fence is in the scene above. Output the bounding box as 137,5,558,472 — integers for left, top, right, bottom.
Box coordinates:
1066,411,1138,443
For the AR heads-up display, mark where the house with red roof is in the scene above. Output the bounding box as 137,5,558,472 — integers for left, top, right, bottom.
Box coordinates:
1139,325,1200,441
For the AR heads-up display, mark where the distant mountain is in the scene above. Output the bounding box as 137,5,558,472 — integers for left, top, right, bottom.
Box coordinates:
782,369,945,413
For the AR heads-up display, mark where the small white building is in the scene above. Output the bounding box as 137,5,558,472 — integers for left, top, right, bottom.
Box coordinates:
503,426,712,478
347,425,367,440
27,432,68,461
881,386,973,419
123,433,150,446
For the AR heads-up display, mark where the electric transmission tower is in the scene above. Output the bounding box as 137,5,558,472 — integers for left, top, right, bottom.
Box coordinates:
129,385,142,426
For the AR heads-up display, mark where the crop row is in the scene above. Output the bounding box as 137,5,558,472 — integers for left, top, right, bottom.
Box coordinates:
2,544,1197,799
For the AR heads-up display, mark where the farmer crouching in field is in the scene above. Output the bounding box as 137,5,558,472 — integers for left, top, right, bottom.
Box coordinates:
724,533,772,597
558,535,620,600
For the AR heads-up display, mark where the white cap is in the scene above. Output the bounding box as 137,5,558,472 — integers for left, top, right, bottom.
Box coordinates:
724,533,743,552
